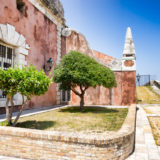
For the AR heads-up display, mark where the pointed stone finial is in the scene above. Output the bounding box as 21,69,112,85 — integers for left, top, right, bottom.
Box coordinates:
126,27,132,39
123,27,135,56
122,27,136,71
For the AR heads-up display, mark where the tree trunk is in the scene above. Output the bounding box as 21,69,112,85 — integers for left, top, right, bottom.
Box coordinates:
9,97,14,125
13,95,27,127
80,94,84,111
5,97,10,123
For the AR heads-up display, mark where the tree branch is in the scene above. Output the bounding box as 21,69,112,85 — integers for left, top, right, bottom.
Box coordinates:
13,95,27,126
80,85,89,94
80,85,83,93
71,87,81,97
84,86,89,91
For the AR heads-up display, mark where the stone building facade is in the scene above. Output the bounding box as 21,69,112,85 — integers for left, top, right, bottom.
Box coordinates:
0,0,136,112
62,28,136,106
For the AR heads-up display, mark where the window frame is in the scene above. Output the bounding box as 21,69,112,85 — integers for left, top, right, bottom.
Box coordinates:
60,90,71,102
0,41,15,100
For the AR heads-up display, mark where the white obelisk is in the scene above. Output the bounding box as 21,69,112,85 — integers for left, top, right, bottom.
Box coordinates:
122,27,136,71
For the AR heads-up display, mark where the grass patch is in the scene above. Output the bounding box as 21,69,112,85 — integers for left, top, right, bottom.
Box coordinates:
136,86,160,104
148,117,160,146
17,106,128,133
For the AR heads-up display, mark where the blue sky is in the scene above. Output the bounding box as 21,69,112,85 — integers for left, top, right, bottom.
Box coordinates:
61,0,160,80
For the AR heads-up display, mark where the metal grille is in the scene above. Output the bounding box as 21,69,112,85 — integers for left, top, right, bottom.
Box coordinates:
0,43,14,98
61,90,71,102
0,44,13,70
136,74,154,86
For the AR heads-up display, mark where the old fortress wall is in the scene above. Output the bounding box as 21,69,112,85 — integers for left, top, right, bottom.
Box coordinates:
0,0,136,110
0,1,137,159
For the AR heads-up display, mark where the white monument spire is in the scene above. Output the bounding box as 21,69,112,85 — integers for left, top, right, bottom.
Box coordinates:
122,27,136,71
123,27,135,57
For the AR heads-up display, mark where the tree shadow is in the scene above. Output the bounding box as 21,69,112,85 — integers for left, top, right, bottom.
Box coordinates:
59,106,118,114
16,120,56,130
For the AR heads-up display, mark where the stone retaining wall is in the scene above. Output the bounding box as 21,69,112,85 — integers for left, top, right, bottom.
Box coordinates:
0,104,136,160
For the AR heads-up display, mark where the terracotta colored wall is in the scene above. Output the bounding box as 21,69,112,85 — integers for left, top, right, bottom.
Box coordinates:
70,71,136,106
113,72,123,105
65,30,94,58
121,71,136,105
0,0,58,108
61,36,66,57
70,86,110,106
65,31,136,106
93,50,116,65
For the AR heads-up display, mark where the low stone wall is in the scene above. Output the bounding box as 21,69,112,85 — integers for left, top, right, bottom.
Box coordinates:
0,104,136,160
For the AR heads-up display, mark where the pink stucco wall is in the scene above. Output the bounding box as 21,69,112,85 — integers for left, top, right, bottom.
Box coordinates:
0,0,58,108
0,0,136,109
93,50,116,65
65,30,136,106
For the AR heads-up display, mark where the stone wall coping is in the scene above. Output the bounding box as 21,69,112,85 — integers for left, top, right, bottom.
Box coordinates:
0,104,136,147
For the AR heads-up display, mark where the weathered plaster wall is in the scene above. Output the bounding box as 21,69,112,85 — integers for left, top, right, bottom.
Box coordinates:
0,0,59,108
121,71,136,105
65,30,94,58
65,30,136,106
93,50,116,65
0,1,136,108
40,0,65,24
70,86,110,106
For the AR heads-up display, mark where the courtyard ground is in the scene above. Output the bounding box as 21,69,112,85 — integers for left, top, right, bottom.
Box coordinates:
137,86,160,147
136,86,160,104
127,104,160,160
142,104,160,146
16,106,128,133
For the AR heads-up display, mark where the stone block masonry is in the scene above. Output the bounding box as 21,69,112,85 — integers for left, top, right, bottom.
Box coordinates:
0,104,136,160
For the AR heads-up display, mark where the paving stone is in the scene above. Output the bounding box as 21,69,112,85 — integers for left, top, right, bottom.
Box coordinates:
136,136,145,144
127,105,160,160
148,151,160,160
135,153,148,160
0,156,26,160
135,144,147,153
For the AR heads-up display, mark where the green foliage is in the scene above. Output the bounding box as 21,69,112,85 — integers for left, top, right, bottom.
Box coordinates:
0,65,51,99
0,120,10,126
0,64,51,125
19,65,51,100
53,51,117,90
0,67,22,97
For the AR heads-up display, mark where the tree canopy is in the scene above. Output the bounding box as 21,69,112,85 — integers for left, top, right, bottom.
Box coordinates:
0,65,51,126
53,51,117,110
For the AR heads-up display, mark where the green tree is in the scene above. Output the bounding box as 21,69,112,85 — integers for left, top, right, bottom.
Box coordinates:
0,67,22,124
0,65,51,126
53,51,117,111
